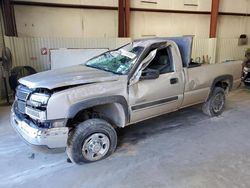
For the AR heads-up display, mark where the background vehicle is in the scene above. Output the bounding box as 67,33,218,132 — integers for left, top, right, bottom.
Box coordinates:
242,49,250,86
11,37,242,164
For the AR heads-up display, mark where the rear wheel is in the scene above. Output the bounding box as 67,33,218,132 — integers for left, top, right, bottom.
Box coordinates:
66,118,117,164
202,87,226,117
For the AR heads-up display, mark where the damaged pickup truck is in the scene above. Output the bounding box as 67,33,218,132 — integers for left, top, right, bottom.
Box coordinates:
11,37,242,164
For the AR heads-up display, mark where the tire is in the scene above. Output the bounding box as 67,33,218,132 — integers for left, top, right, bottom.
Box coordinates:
202,87,226,117
66,118,117,164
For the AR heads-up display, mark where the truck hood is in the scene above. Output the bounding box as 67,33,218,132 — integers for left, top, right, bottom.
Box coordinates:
19,65,120,90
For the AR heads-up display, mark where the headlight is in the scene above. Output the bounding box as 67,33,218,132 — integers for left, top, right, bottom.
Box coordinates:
28,93,50,107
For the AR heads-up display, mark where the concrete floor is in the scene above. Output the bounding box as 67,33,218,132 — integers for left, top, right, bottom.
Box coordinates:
0,88,250,188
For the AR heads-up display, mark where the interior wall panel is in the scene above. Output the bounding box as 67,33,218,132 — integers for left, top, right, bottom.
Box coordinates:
216,38,250,63
130,0,212,11
217,15,249,38
13,0,250,39
130,11,210,39
219,0,250,13
14,5,118,38
192,38,210,61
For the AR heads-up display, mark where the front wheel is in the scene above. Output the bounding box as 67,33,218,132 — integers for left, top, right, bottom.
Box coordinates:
202,87,226,117
66,119,117,164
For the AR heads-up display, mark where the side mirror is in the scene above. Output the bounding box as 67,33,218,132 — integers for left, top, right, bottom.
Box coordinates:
140,68,159,80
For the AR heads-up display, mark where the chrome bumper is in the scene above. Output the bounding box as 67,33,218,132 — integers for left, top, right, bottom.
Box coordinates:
10,108,69,149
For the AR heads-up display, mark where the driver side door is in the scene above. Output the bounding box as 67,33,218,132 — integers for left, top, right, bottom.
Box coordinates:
128,44,184,123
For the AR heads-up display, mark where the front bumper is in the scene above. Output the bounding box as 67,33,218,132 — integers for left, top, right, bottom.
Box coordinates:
10,107,69,148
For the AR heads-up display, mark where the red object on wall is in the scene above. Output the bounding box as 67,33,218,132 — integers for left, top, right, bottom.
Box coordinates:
30,57,37,61
41,48,48,55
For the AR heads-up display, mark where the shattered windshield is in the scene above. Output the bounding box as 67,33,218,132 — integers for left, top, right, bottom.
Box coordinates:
85,44,144,75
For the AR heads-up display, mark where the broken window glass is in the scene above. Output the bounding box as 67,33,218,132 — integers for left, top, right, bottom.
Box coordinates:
85,44,144,75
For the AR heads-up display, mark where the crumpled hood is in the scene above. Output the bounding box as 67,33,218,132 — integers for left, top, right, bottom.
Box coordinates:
19,65,119,89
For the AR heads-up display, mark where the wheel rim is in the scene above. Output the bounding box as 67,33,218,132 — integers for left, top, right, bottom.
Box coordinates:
212,93,225,113
82,133,110,161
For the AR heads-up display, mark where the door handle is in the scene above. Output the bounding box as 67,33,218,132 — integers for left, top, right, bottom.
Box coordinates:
170,78,178,84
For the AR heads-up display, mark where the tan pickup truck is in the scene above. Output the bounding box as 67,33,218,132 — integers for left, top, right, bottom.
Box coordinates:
11,37,242,164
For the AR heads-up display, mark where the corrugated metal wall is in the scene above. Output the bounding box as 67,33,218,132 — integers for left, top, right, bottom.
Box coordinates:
4,36,246,73
1,36,246,99
216,38,250,63
192,38,210,62
4,37,131,72
193,38,247,63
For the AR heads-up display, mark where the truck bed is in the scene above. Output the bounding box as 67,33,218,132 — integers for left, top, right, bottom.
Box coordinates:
181,60,242,108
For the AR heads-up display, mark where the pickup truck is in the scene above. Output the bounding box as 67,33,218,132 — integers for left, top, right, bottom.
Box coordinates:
11,37,242,164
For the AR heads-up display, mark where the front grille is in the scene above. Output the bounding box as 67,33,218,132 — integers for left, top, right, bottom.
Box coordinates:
17,100,26,114
16,90,29,101
16,85,31,101
16,85,32,114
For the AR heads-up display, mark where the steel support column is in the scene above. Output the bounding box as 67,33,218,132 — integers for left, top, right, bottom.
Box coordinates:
209,0,220,38
124,0,130,37
118,0,130,37
118,0,125,37
1,0,17,36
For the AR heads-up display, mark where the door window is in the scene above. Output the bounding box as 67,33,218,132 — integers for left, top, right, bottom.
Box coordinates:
146,47,173,74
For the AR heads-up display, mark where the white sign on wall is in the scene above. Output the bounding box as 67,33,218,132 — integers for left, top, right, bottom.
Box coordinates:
50,48,108,70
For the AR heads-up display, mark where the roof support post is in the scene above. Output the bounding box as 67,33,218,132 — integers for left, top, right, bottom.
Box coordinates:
1,0,17,36
118,0,130,37
124,0,130,37
118,0,125,37
209,0,220,38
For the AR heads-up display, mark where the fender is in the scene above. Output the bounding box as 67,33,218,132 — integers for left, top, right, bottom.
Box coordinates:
204,75,233,101
66,95,129,123
206,75,234,101
211,75,233,91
